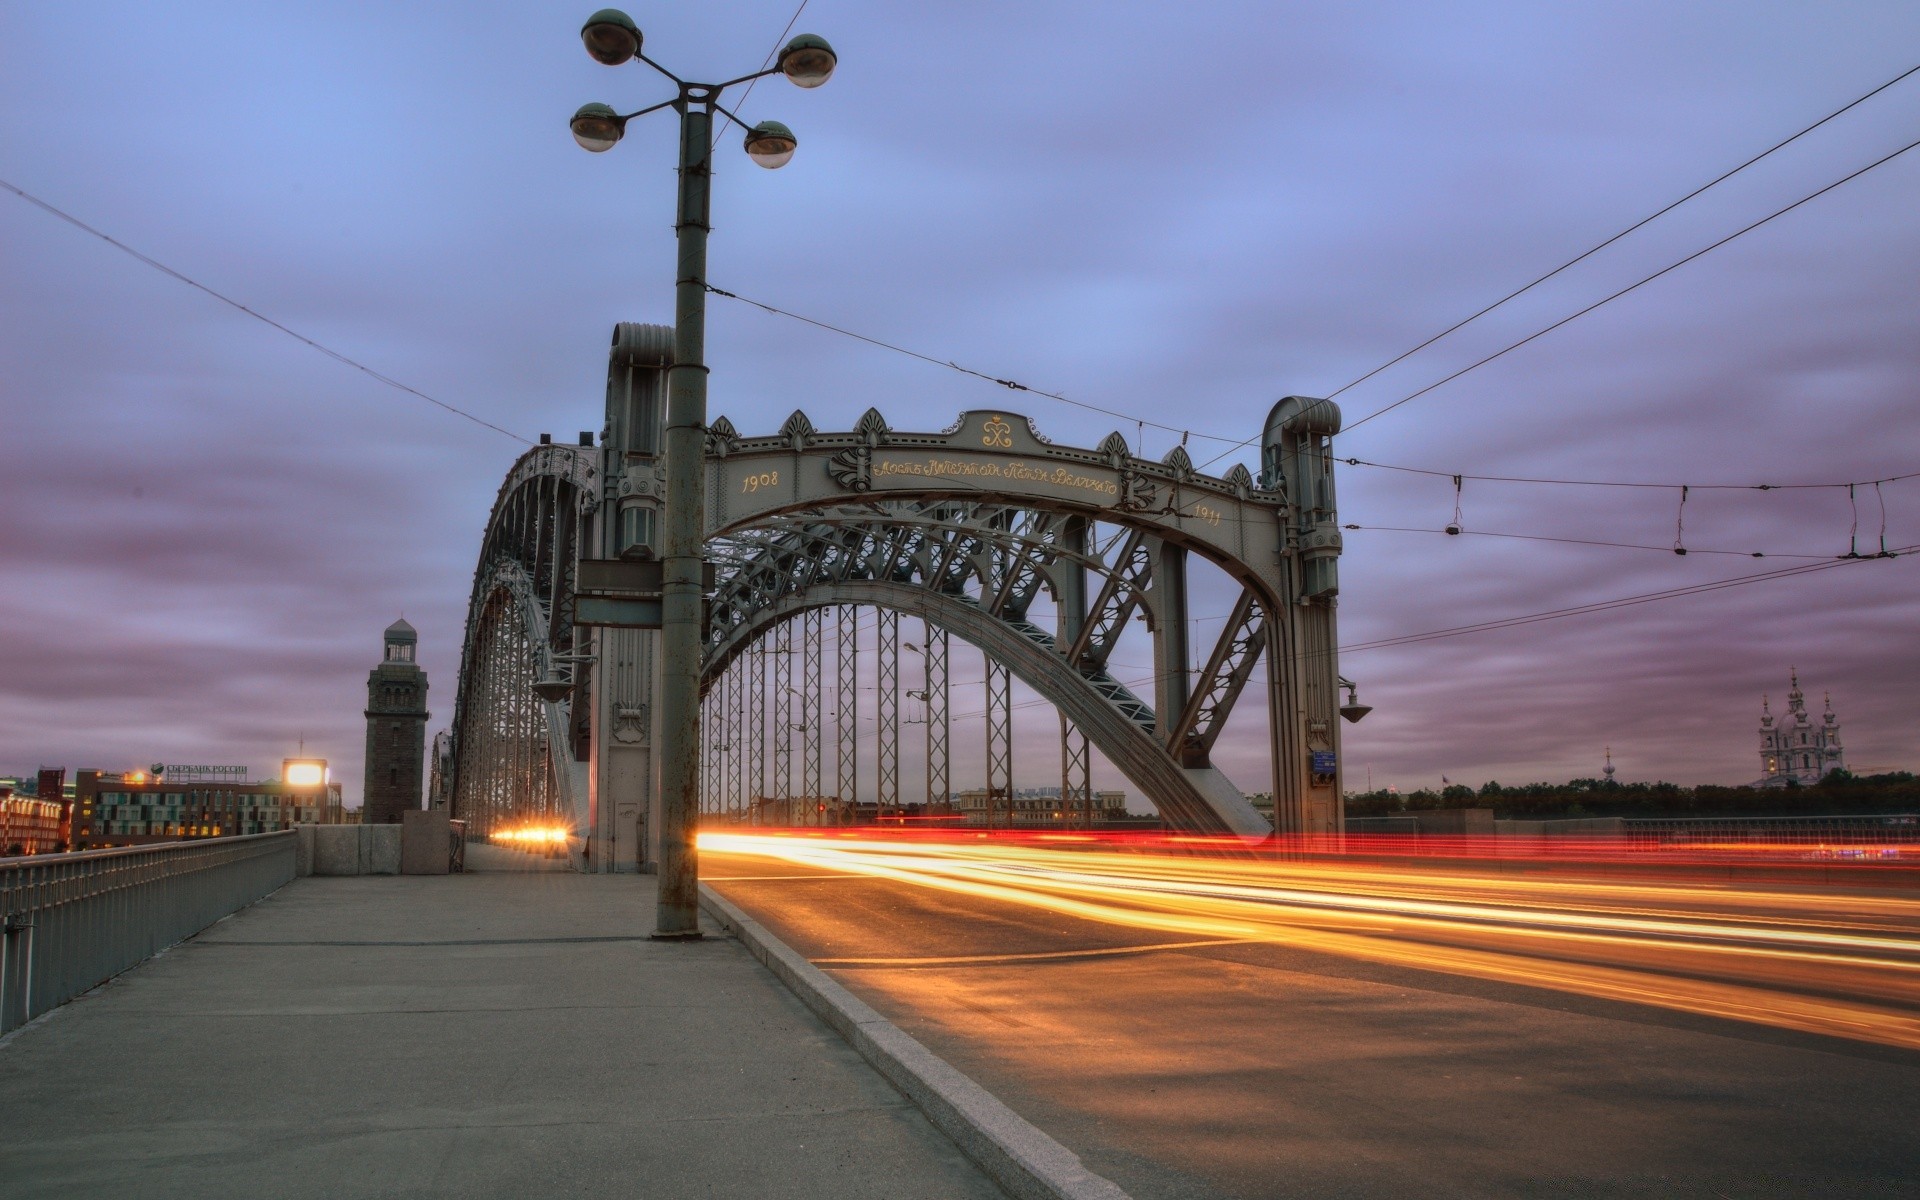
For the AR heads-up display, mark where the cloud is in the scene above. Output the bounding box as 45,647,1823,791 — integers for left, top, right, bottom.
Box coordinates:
4,1,1918,803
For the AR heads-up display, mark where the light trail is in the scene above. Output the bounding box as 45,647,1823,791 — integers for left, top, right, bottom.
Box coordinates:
701,832,1920,1051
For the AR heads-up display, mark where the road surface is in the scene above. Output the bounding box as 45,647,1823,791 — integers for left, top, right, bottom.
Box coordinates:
704,833,1920,1200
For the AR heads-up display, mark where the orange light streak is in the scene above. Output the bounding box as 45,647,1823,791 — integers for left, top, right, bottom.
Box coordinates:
701,831,1920,1051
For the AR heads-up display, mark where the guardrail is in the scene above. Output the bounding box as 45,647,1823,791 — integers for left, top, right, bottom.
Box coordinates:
0,831,296,1035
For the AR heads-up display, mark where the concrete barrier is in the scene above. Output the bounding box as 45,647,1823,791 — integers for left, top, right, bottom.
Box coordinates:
401,811,451,875
302,825,403,877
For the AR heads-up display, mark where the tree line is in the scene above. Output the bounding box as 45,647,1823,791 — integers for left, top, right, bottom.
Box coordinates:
1344,770,1920,820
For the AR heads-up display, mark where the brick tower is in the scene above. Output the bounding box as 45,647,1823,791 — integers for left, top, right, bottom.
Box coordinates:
362,619,430,823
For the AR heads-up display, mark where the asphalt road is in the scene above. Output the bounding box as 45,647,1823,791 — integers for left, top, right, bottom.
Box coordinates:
704,842,1920,1200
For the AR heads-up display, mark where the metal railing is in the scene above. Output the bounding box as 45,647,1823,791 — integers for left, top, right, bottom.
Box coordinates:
1622,813,1920,853
0,831,296,1034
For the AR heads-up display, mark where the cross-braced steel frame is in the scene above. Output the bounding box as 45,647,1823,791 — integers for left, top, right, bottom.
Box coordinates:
450,385,1347,850
447,445,594,837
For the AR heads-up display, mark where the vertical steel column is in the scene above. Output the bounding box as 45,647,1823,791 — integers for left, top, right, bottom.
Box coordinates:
923,622,949,812
727,662,745,821
1061,715,1091,828
1151,541,1191,744
699,691,712,815
876,607,900,818
802,608,823,812
984,657,1012,829
837,605,859,819
774,627,793,811
749,640,767,823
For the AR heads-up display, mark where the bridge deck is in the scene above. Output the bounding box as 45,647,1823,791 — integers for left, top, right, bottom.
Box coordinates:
0,847,1005,1199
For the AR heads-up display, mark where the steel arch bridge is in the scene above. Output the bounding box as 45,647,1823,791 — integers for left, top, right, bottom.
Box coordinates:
447,324,1349,868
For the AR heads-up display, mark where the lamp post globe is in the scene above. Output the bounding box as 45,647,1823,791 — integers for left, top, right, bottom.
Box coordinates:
778,34,837,88
743,120,797,169
581,8,642,65
570,103,625,152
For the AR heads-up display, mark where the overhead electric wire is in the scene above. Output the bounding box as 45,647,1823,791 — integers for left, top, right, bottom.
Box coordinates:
1340,544,1914,654
1196,124,1920,473
1341,134,1920,433
1323,62,1920,403
705,283,1241,447
1,178,531,445
1342,523,1842,560
711,0,811,152
1339,456,1920,493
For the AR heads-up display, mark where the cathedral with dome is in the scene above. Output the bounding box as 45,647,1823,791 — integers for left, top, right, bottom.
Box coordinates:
1755,669,1845,787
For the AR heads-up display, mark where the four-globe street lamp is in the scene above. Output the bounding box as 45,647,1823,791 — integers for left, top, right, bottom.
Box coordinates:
571,9,836,938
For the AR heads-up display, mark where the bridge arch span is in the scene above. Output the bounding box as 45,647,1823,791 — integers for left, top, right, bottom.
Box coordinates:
703,580,1255,834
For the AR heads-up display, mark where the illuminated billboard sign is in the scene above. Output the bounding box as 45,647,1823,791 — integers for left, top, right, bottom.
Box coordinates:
282,759,329,788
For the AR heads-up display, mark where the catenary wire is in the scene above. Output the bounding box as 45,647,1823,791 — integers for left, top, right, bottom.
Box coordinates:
1195,132,1920,471
1323,62,1920,402
704,284,1242,446
1340,456,1920,493
1343,524,1843,560
1340,544,1914,653
0,178,532,445
1340,135,1920,432
710,0,811,152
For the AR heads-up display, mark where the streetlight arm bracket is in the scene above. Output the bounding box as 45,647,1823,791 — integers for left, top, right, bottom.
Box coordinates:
709,100,755,135
618,97,680,122
713,66,782,91
635,51,685,86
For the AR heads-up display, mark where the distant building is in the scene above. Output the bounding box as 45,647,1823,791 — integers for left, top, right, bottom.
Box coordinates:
78,759,346,847
363,619,430,824
955,785,1126,827
1756,669,1846,787
0,782,66,856
427,730,454,811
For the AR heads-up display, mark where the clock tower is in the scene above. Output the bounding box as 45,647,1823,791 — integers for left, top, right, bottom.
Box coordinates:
363,619,430,823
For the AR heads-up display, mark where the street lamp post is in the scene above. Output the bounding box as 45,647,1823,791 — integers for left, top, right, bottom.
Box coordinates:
571,10,836,937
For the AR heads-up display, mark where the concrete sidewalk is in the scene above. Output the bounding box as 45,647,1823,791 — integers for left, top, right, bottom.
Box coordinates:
0,853,1007,1199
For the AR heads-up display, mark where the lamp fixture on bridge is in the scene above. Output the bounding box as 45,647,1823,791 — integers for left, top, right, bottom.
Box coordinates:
531,654,596,705
570,103,625,152
580,9,642,65
531,671,575,705
743,121,798,169
1339,679,1373,724
572,10,833,170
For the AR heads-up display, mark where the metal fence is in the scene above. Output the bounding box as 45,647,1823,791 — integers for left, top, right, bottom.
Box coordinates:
0,831,296,1034
1622,813,1920,853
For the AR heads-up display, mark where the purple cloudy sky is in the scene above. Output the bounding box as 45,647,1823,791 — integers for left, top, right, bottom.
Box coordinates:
4,1,1917,806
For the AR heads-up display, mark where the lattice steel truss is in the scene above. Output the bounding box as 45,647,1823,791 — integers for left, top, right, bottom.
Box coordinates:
448,445,594,836
922,624,949,810
876,607,900,813
837,606,858,810
984,658,1013,830
801,608,824,805
1061,716,1092,829
700,499,1280,832
453,395,1347,843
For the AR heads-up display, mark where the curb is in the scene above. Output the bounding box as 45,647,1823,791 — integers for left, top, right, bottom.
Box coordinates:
699,885,1131,1200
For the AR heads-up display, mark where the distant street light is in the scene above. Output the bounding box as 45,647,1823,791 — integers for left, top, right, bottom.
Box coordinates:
571,9,837,939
